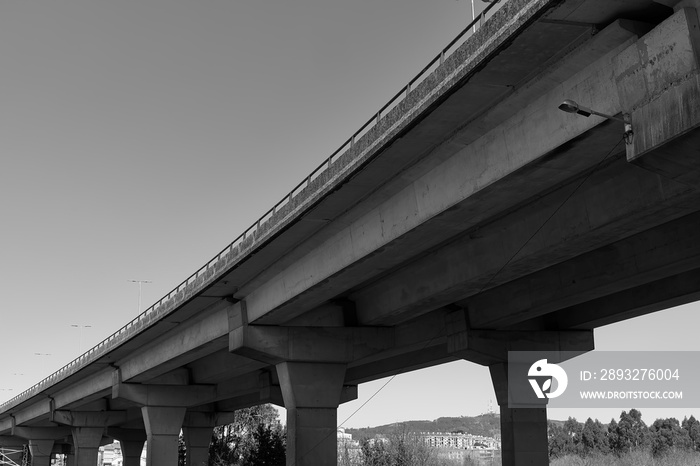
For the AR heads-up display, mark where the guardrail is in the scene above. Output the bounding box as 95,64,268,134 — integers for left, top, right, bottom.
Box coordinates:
0,0,503,412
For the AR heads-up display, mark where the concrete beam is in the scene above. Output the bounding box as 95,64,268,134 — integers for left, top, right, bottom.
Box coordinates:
11,399,52,427
51,410,127,427
554,266,700,329
11,427,71,442
465,209,700,328
0,435,25,447
112,382,217,408
229,324,393,365
354,152,698,325
51,370,113,412
116,303,231,383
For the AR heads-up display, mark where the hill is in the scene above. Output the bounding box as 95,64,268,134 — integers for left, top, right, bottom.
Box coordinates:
345,413,501,440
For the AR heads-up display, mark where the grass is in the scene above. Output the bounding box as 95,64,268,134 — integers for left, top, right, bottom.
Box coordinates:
550,449,700,466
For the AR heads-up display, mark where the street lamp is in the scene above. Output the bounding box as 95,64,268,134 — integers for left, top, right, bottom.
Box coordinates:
558,99,633,145
71,324,92,354
127,279,152,313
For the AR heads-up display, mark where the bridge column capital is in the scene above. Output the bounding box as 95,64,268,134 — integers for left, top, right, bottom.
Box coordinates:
228,299,394,365
229,324,394,366
51,410,127,427
111,369,217,408
277,361,350,466
445,309,594,365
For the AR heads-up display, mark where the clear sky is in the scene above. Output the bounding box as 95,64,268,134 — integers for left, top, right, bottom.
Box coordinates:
1,0,698,430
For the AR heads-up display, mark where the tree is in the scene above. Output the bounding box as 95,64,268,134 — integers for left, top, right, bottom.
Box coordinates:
361,438,391,466
580,418,609,455
240,424,286,466
208,404,282,465
682,415,700,451
611,409,649,454
548,421,571,459
360,424,439,466
649,417,690,456
607,418,620,453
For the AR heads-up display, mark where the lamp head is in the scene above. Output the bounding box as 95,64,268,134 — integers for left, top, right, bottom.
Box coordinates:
558,99,591,117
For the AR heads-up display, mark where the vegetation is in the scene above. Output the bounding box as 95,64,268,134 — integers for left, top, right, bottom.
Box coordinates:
347,413,500,440
178,404,286,466
342,423,492,466
548,409,700,466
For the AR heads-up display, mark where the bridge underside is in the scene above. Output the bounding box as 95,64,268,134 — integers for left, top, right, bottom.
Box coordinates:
2,1,700,465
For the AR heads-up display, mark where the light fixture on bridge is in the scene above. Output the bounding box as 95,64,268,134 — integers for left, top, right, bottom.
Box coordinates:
558,99,633,145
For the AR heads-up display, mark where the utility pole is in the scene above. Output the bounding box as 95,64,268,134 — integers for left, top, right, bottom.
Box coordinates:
127,279,152,313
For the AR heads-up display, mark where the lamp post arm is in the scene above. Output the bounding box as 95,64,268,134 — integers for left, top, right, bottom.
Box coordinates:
589,110,629,123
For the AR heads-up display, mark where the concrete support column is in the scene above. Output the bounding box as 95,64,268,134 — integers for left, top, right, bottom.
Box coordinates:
108,428,147,466
71,427,104,466
65,447,75,466
27,439,54,466
277,362,347,466
141,406,186,466
121,440,145,466
182,426,213,466
490,362,548,466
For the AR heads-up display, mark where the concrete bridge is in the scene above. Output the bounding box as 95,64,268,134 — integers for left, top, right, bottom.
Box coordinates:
3,0,700,464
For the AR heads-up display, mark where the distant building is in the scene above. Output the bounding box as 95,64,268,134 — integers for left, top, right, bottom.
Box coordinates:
421,432,500,465
95,440,147,466
421,431,501,450
337,428,362,464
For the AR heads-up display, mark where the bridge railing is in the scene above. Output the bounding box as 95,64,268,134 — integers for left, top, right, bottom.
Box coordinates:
0,0,504,412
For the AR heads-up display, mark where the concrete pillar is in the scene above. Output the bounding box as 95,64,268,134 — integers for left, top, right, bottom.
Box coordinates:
182,426,213,466
490,362,548,466
52,443,75,466
118,439,146,466
108,428,147,466
277,362,347,466
141,406,186,466
71,427,103,466
27,439,54,466
65,447,75,466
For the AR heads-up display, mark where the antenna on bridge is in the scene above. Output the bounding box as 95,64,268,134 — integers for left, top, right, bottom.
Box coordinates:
127,279,152,313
